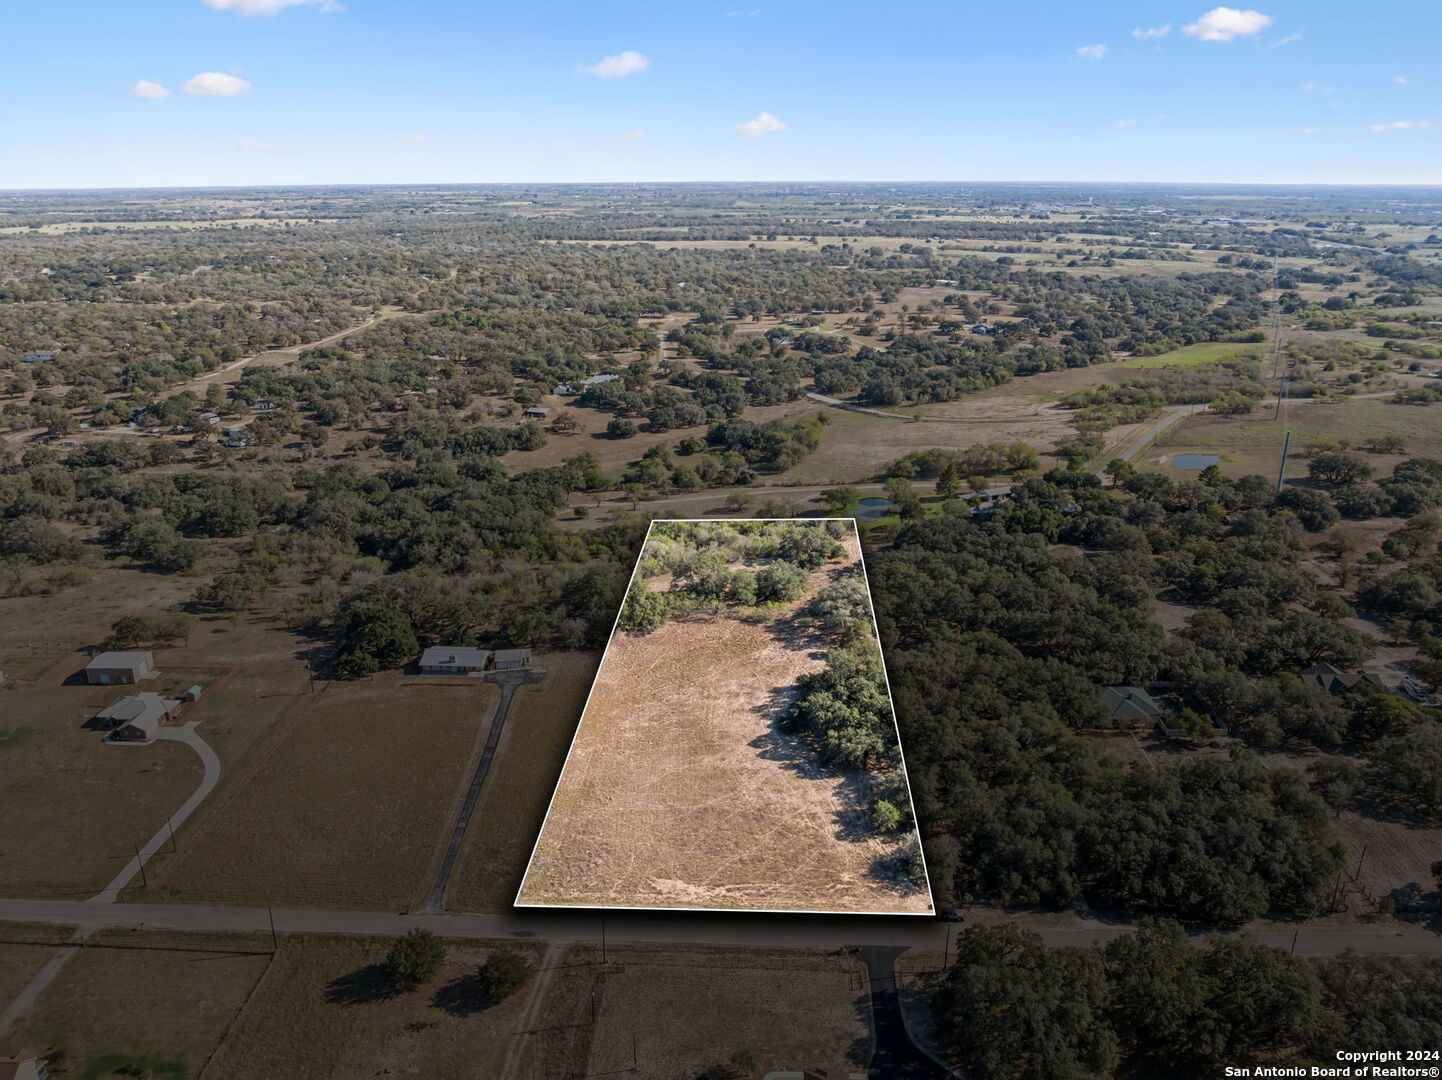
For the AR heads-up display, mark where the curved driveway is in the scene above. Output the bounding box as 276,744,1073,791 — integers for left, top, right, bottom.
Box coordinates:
89,722,221,904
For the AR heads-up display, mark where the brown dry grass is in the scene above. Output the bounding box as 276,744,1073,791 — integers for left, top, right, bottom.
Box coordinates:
580,944,871,1079
7,939,270,1078
205,935,541,1080
519,525,929,914
447,651,601,912
137,674,499,910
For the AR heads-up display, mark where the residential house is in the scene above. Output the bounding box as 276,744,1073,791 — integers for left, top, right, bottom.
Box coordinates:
253,400,277,411
85,650,154,685
419,646,491,675
1101,685,1169,726
493,648,532,670
1299,662,1386,695
97,692,182,742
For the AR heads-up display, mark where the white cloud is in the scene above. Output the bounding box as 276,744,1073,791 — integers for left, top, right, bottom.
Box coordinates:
1183,7,1274,41
734,112,787,137
1301,126,1322,135
1301,81,1334,94
1368,120,1433,132
184,72,252,96
200,0,340,14
576,50,651,79
1395,76,1409,84
1132,24,1171,38
1151,113,1168,122
619,129,646,142
1076,43,1108,60
1113,117,1137,128
234,140,288,152
401,132,431,145
129,80,170,100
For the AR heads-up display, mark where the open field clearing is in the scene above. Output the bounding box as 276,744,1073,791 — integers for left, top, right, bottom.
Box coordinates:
778,407,1066,484
580,944,870,1079
204,935,541,1079
1140,398,1442,480
1121,341,1268,369
520,523,930,914
448,651,601,912
6,938,271,1079
138,673,498,910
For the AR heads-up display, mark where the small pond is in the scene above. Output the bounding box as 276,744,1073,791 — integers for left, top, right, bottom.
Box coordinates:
1171,454,1221,470
855,497,895,520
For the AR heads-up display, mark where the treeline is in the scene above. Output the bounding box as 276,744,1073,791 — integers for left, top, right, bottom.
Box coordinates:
933,921,1442,1080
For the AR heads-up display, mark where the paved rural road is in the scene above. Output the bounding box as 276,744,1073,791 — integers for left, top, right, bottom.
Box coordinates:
860,946,953,1078
1,898,1439,957
88,722,221,904
418,668,547,914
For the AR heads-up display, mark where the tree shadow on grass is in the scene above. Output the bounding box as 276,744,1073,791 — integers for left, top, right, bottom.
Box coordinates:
324,963,398,1006
432,971,498,1017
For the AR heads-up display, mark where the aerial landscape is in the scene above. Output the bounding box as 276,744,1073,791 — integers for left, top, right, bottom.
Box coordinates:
2,1,1441,1078
519,518,930,915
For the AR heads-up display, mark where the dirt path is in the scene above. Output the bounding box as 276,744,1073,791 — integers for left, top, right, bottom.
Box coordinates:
0,928,88,1040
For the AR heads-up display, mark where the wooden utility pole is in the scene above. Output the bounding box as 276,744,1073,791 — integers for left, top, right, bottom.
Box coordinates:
1276,430,1292,491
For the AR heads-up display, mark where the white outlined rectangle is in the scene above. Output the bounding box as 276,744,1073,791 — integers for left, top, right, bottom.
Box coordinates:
515,518,934,916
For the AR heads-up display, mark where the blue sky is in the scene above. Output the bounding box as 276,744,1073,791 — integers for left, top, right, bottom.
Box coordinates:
1,0,1437,189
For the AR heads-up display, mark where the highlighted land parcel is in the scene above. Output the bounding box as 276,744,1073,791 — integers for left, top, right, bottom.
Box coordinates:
517,518,932,915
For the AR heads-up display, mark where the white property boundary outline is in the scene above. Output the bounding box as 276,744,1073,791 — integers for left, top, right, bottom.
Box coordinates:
514,517,936,917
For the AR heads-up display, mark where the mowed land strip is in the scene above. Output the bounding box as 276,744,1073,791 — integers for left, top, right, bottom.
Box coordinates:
519,521,930,914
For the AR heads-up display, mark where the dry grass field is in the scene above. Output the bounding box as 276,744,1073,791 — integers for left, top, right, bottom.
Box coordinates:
6,940,271,1079
519,524,930,914
447,651,601,912
136,674,499,910
580,944,870,1079
204,935,541,1080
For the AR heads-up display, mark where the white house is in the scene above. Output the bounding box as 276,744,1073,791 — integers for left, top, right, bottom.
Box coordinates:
419,647,491,675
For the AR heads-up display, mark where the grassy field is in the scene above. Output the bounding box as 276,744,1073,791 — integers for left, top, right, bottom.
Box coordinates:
1141,397,1442,480
777,407,1067,485
137,673,499,910
519,526,930,914
581,944,870,1079
447,651,601,912
1121,341,1268,369
204,935,542,1079
6,938,271,1079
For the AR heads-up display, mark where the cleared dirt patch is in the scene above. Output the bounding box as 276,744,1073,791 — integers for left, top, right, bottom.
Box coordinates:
519,523,930,914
